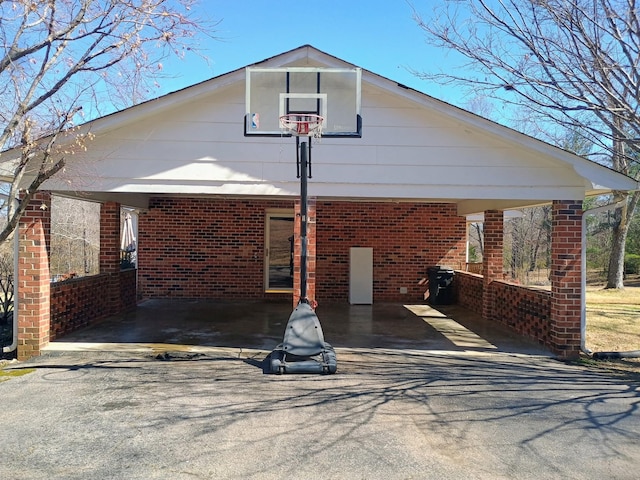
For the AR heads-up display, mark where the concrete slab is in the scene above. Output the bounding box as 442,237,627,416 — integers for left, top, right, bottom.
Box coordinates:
46,299,550,357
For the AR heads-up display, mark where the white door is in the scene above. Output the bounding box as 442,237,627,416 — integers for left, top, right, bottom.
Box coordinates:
350,247,373,304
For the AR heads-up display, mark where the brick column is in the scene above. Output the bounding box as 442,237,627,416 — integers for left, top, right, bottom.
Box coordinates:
17,192,52,360
100,202,121,315
550,200,583,359
293,197,316,307
482,210,504,321
100,202,121,273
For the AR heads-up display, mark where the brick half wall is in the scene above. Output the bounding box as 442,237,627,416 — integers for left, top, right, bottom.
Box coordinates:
50,269,137,340
454,271,483,313
455,271,551,349
488,281,551,348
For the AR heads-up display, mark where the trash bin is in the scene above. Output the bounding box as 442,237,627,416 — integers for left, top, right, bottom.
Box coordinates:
427,266,455,305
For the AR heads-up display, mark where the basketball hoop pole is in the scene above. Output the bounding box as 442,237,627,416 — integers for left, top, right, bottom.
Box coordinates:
299,139,311,302
279,114,319,305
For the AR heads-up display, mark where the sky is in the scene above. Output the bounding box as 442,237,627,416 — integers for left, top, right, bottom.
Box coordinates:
157,0,467,107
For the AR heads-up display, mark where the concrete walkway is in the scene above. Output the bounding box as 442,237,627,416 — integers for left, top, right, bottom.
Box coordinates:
1,301,639,479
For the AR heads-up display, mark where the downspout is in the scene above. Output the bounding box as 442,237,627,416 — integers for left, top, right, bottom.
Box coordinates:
581,200,626,355
2,221,19,354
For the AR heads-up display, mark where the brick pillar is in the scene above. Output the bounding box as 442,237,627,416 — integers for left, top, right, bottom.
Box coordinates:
482,210,504,321
293,197,317,307
100,202,121,315
17,192,52,360
100,202,121,273
550,200,583,359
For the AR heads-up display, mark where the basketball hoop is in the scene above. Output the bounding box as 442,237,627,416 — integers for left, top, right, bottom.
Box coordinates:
279,114,324,138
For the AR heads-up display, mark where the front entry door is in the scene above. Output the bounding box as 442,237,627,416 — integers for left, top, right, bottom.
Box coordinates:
265,213,294,291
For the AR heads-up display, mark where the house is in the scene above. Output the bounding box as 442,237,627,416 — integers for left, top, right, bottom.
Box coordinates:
5,45,638,360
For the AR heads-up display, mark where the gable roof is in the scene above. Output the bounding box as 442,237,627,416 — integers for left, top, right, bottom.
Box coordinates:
3,45,638,214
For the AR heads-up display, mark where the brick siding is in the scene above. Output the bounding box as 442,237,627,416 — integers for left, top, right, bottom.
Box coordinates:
138,198,292,300
138,198,467,302
315,202,466,301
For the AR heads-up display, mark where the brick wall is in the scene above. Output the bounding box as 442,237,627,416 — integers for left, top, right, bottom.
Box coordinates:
119,268,137,310
50,269,137,340
454,270,551,349
454,270,483,312
139,198,292,299
490,281,551,348
315,202,466,302
138,198,467,302
16,194,139,359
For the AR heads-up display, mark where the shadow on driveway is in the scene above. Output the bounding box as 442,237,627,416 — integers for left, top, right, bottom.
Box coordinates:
2,339,639,479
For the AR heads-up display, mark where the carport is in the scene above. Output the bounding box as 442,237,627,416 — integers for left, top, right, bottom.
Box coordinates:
5,45,639,361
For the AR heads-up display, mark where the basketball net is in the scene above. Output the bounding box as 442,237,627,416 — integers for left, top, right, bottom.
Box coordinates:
280,114,324,139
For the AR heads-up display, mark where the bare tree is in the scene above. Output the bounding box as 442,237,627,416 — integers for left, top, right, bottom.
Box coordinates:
412,0,640,288
504,206,552,284
0,1,214,245
469,222,484,258
50,196,100,278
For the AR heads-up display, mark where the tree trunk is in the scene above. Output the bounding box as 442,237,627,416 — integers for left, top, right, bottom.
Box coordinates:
473,223,484,256
606,218,627,289
605,191,640,289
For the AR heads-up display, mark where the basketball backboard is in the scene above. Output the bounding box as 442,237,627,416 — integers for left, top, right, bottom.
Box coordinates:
245,67,362,137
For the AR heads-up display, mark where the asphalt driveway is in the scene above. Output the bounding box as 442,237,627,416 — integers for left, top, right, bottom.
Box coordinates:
2,346,640,479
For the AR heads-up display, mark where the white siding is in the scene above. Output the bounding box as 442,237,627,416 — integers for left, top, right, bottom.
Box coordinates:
38,52,636,213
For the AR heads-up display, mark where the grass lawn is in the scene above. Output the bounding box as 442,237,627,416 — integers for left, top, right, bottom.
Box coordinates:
584,282,640,376
586,286,640,352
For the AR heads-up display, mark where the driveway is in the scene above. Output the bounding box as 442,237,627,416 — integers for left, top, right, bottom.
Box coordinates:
1,301,639,479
